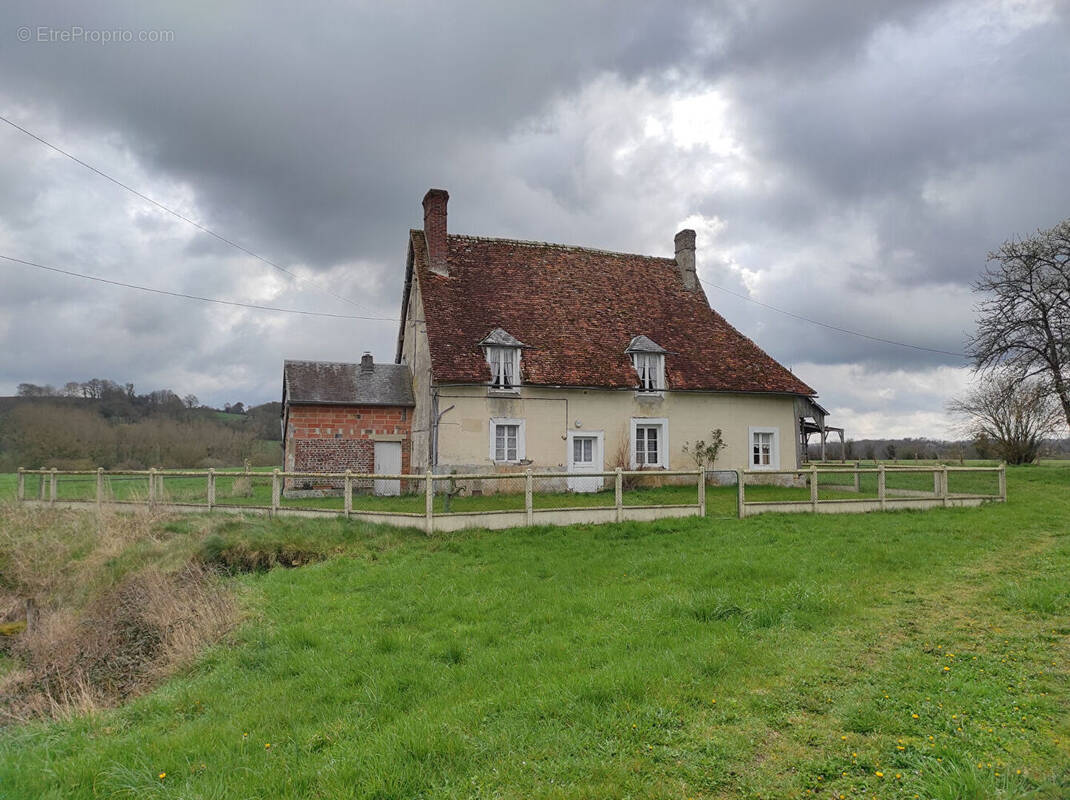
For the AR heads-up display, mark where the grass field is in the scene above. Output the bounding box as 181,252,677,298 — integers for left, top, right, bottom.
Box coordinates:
0,464,1067,798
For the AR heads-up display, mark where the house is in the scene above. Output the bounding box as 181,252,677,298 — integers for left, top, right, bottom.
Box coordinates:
281,355,414,495
395,188,830,482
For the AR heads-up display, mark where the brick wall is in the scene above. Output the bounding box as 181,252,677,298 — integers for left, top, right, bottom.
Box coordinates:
284,404,412,488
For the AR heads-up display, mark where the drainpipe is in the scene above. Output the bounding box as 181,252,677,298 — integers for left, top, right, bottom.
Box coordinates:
429,388,454,471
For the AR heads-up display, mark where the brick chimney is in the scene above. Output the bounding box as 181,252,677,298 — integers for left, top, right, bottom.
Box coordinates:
422,188,450,276
360,352,374,372
674,228,697,291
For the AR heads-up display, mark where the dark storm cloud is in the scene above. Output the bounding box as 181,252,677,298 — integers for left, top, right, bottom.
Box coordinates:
0,0,1067,436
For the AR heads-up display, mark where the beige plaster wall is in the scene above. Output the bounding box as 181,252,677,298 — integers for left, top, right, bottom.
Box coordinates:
400,274,433,470
432,384,800,473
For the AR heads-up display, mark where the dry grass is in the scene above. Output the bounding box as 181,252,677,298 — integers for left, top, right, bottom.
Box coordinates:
0,504,236,723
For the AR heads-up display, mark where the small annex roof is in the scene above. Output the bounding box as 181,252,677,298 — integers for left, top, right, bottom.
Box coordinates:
402,230,815,395
478,327,530,348
283,360,414,407
626,335,667,354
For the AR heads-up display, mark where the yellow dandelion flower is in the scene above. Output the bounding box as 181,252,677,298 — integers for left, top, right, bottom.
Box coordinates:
875,771,884,778
265,743,271,749
158,772,166,779
841,735,847,740
912,713,919,719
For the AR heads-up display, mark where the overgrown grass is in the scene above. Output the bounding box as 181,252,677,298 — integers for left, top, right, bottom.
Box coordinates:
0,465,1067,798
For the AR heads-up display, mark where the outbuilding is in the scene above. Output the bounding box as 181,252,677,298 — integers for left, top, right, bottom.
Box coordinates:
281,354,414,495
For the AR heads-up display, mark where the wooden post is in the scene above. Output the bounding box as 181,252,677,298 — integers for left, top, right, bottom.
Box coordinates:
424,471,434,535
148,468,156,509
736,469,745,519
207,468,216,510
697,468,706,517
50,468,57,504
96,467,104,510
343,470,352,519
810,464,818,512
941,465,949,507
998,463,1007,501
853,461,860,493
525,469,534,526
38,467,46,500
16,468,24,503
878,464,886,510
932,468,941,497
272,468,281,517
614,468,623,523
156,471,164,504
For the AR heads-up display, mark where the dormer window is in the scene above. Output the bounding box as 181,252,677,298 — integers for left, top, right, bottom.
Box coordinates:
479,327,528,391
626,335,667,392
487,346,520,389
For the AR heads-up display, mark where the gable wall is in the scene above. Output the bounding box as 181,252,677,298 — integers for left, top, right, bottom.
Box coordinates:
400,272,434,470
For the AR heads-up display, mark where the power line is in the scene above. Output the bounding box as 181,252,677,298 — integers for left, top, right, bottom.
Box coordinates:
698,277,968,359
0,112,377,315
1,254,399,322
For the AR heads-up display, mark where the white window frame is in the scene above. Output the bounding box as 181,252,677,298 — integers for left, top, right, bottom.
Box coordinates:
748,426,780,470
630,351,664,391
566,430,604,469
485,346,521,390
489,417,526,463
630,417,669,469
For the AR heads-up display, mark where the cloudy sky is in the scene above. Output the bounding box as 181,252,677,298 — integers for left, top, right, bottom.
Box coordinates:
1,0,1068,437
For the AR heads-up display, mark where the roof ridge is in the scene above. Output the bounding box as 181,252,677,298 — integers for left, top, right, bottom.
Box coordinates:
447,232,676,262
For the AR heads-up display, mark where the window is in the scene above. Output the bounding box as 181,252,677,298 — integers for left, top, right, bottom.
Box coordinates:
486,346,521,389
631,352,664,391
749,427,779,470
630,417,668,468
573,436,594,465
489,418,525,463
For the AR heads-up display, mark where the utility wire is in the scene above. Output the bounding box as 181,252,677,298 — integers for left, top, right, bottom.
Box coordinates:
1,254,399,321
698,277,968,358
0,113,376,314
0,113,971,356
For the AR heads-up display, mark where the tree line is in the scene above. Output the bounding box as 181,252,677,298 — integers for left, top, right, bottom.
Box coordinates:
1,378,282,471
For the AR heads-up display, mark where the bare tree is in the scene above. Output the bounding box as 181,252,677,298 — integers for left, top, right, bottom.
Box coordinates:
948,371,1064,464
968,218,1070,428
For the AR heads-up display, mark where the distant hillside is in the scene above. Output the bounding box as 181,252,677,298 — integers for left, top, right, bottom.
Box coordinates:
0,379,281,470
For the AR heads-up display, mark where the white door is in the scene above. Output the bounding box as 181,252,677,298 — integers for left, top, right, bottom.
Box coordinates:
567,433,604,493
373,441,402,496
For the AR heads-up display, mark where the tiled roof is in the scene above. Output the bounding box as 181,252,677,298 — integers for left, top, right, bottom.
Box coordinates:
408,230,815,395
283,360,414,406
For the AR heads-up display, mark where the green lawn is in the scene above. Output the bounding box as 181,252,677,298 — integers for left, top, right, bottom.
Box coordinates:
0,465,1068,798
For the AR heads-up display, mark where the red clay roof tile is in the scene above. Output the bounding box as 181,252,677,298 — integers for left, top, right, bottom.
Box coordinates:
410,230,814,395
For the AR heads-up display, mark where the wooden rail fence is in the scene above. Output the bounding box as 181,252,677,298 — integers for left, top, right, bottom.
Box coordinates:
735,463,1006,518
15,467,706,534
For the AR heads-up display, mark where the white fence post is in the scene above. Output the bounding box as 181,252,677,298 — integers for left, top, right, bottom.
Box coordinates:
39,467,46,500
614,468,623,523
736,469,745,519
941,465,949,507
272,468,281,517
525,469,533,526
933,468,941,497
97,467,104,510
344,470,352,519
878,464,886,510
998,462,1007,501
810,464,818,512
50,468,57,504
853,461,860,493
148,468,156,509
697,468,706,517
16,468,24,503
425,470,434,535
207,468,216,510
